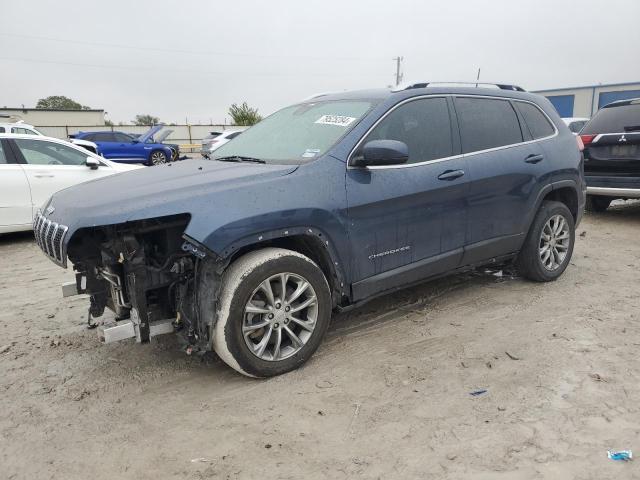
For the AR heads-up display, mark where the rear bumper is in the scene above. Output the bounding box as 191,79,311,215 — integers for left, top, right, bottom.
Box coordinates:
587,186,640,198
585,175,640,198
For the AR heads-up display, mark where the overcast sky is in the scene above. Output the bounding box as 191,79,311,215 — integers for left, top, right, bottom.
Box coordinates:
2,0,639,124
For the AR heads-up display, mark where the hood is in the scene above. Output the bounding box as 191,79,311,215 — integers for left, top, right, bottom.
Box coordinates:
48,159,297,233
155,129,173,143
138,124,164,143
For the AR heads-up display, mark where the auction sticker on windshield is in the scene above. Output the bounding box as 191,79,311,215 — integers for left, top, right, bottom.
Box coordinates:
315,115,357,127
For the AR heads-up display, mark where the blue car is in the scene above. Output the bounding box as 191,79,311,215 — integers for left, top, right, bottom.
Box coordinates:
37,82,585,378
72,125,174,166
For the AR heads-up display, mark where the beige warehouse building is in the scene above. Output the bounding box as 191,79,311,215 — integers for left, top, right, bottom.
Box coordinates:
0,107,105,126
534,81,640,118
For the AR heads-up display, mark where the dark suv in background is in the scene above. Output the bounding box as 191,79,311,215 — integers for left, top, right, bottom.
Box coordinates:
35,82,584,377
580,98,640,211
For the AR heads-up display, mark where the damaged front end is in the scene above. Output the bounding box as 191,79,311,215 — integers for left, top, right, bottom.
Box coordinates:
61,214,221,351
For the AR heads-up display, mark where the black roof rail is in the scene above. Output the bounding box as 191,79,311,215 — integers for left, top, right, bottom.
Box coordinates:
396,82,526,92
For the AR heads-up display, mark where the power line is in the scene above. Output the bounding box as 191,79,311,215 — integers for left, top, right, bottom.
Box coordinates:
0,56,389,79
0,32,387,63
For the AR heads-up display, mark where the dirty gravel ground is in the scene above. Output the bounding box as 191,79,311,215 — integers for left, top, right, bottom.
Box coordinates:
1,203,639,480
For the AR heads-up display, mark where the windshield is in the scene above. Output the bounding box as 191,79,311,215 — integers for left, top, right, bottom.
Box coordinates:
212,100,375,164
582,102,640,134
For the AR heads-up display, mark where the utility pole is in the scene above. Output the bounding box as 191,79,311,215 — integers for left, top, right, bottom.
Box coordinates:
475,67,481,87
393,56,404,86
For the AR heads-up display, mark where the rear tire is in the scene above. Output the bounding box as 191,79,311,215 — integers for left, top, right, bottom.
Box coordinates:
516,200,575,282
585,195,612,212
211,248,331,378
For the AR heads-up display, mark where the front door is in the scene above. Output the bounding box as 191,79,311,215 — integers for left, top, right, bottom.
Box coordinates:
345,96,469,300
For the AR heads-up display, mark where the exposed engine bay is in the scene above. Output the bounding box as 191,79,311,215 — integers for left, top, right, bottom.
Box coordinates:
65,214,217,350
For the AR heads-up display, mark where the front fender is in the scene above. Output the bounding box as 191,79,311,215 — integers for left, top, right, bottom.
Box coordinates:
197,208,351,282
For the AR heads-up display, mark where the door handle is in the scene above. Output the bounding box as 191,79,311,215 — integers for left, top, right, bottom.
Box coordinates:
438,169,465,181
525,154,544,164
34,173,54,178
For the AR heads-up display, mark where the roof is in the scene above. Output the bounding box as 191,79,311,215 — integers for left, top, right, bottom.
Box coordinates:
602,97,640,108
0,107,105,112
302,84,539,104
533,81,640,94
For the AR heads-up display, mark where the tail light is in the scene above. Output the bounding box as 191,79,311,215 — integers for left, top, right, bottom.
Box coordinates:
579,134,596,147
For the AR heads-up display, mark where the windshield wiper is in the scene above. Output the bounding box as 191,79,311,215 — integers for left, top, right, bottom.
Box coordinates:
215,155,266,164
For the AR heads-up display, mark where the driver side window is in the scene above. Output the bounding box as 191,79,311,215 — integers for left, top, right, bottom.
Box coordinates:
14,139,89,166
359,97,454,164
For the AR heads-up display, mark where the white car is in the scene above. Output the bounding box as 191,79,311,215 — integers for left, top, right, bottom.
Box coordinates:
0,134,142,234
562,117,590,134
200,129,244,158
0,120,99,154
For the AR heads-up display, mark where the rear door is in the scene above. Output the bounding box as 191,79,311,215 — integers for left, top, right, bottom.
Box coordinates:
0,139,33,229
454,96,550,264
346,96,469,300
10,138,116,210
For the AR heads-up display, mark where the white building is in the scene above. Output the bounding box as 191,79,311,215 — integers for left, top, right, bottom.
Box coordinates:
534,82,640,118
0,107,105,126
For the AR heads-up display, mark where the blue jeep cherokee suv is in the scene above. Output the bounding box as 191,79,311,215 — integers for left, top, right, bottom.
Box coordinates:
35,82,585,377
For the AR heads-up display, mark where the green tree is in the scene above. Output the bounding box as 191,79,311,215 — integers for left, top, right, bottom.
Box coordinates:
36,95,90,110
228,102,262,126
133,114,160,126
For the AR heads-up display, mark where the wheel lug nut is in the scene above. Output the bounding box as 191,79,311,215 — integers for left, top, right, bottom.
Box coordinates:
284,319,289,324
285,306,290,312
268,313,274,319
274,323,279,328
275,303,281,309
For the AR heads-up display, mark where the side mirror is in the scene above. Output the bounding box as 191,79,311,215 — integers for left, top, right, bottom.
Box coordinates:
86,156,100,169
131,139,139,144
353,140,409,167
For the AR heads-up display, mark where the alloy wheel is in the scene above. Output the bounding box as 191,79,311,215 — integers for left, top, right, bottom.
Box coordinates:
151,151,166,165
242,272,318,361
539,214,571,271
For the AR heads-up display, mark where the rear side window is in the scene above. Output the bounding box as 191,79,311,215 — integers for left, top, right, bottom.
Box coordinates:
0,127,4,133
515,102,555,139
581,102,640,134
113,132,133,142
94,132,115,142
568,120,587,133
455,97,523,153
11,127,38,135
361,97,454,164
226,131,242,140
0,142,7,163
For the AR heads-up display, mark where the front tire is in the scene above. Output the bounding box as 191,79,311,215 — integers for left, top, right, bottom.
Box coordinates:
516,200,575,282
148,150,167,166
585,195,612,212
211,248,331,378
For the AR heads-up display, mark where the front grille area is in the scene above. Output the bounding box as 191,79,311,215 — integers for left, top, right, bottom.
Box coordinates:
33,211,69,267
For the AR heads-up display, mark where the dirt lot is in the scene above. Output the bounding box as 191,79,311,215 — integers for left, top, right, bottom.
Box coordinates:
1,203,640,480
